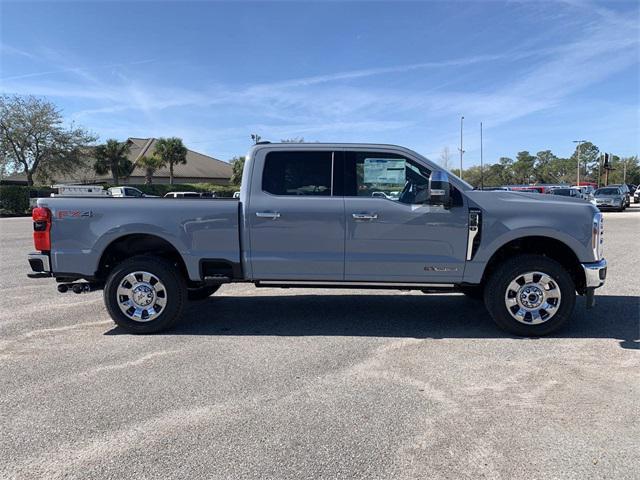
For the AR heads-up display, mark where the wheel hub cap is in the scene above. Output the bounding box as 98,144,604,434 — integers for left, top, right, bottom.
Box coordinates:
504,271,562,325
116,271,167,322
132,284,155,307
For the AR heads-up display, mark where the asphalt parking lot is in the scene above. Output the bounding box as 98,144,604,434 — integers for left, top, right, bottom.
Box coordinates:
1,206,638,480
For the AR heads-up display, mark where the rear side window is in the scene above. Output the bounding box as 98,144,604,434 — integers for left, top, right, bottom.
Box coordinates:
262,151,333,196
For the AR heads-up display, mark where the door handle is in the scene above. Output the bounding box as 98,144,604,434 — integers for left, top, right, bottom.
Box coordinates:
256,211,281,220
352,213,378,221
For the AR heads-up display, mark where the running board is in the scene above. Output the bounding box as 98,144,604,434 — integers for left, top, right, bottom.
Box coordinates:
255,280,455,290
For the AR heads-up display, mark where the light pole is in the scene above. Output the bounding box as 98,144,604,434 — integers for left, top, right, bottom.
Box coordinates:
458,116,465,180
573,140,586,186
480,122,484,190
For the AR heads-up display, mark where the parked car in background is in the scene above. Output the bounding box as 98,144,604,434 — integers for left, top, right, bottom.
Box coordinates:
198,191,217,198
634,187,640,204
594,187,625,211
550,188,581,199
571,186,594,201
164,191,202,198
609,184,631,208
233,191,241,198
109,187,157,198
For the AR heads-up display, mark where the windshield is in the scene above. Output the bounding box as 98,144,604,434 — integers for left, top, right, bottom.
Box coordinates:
595,188,619,195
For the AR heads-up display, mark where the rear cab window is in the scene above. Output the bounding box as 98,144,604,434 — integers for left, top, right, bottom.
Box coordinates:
262,151,333,196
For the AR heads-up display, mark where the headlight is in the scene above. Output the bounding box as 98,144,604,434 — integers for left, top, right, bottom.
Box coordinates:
592,212,603,260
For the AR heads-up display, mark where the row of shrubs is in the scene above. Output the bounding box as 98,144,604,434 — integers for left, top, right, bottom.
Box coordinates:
0,183,239,216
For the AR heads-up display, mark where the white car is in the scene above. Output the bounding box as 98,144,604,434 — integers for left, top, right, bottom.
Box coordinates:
108,187,157,198
164,191,202,198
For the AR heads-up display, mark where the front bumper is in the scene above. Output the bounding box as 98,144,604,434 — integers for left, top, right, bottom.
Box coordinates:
27,252,52,278
581,259,607,289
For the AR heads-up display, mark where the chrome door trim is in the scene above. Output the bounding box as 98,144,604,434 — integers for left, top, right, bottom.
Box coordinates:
255,212,281,219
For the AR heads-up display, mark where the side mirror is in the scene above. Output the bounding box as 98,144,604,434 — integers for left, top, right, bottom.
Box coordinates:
428,171,451,208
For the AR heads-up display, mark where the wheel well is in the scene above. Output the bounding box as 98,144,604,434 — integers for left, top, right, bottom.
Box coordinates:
483,236,585,293
97,234,189,282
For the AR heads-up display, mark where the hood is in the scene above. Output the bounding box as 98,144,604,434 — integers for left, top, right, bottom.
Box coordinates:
466,190,597,213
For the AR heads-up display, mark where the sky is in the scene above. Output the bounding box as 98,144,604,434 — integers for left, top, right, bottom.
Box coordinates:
1,0,639,166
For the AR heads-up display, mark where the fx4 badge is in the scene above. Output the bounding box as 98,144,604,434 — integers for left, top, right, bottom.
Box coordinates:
57,210,93,219
424,266,459,272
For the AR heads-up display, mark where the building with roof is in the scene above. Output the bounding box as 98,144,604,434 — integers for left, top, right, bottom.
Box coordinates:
1,137,232,186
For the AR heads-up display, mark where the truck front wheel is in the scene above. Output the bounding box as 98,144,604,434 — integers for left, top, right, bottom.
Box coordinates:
484,254,576,336
104,255,186,334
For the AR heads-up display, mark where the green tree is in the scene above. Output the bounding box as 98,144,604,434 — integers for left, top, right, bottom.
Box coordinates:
230,156,245,185
154,137,187,184
0,95,96,185
571,141,599,181
94,139,132,185
534,150,561,183
513,151,536,184
137,154,166,185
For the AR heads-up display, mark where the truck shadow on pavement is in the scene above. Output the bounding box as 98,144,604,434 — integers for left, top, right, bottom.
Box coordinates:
107,293,639,349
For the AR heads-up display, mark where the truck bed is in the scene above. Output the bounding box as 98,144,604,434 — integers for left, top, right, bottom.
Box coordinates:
37,197,240,282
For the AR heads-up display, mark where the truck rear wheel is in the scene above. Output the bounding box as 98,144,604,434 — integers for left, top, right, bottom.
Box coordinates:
484,254,576,336
104,255,186,334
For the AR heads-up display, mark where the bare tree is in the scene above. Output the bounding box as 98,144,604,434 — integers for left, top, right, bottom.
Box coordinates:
439,146,453,170
0,95,96,185
281,137,305,143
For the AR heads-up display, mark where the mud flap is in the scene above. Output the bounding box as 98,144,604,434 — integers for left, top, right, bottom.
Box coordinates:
585,287,596,309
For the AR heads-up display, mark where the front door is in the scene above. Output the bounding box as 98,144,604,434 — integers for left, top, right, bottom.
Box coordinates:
247,150,345,280
343,150,468,283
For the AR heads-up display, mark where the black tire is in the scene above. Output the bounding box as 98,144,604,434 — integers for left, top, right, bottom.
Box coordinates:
483,254,576,336
458,285,484,300
187,285,220,301
104,255,186,334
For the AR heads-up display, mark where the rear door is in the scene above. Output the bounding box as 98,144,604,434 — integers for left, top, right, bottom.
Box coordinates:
246,149,345,280
343,150,468,283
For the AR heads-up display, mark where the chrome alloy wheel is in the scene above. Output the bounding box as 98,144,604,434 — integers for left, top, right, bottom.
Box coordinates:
116,271,167,322
504,271,562,325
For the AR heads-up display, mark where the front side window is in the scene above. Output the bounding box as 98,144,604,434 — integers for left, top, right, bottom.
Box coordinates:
344,152,431,205
262,151,333,196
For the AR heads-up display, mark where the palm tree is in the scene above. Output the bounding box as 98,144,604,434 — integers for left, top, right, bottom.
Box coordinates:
138,154,166,185
94,139,132,185
230,156,245,185
154,137,187,184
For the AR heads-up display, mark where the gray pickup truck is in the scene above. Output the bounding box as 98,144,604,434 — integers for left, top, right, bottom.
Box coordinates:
27,143,607,336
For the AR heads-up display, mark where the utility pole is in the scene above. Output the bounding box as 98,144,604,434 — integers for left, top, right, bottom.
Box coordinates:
623,157,627,183
458,116,465,180
480,122,484,190
573,140,586,186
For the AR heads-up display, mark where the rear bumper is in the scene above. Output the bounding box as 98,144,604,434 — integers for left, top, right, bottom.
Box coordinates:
27,252,52,278
581,259,607,289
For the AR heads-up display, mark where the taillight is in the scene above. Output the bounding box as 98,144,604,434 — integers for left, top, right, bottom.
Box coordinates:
32,207,51,251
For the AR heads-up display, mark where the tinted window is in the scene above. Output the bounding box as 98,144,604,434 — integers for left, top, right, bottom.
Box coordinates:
344,152,431,205
552,189,571,196
125,188,141,197
262,151,333,196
